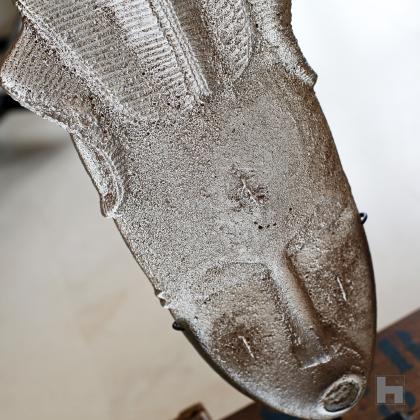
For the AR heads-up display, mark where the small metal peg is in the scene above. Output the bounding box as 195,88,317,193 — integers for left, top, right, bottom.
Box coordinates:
360,212,368,225
172,321,185,331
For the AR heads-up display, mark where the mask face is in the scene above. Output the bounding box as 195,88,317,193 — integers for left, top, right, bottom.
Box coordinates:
1,1,376,418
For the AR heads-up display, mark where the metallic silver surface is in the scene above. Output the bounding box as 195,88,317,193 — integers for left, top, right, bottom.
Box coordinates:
0,1,376,418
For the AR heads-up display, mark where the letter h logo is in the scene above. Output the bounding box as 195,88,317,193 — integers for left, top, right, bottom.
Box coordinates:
376,376,405,405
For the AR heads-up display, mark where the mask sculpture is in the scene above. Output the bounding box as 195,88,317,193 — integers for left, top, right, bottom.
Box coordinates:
1,1,376,418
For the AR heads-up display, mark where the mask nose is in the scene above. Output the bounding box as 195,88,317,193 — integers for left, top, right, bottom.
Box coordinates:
274,256,333,369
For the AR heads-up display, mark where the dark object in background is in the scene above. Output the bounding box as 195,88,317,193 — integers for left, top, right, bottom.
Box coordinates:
175,404,212,420
0,7,24,120
0,37,10,51
0,92,22,119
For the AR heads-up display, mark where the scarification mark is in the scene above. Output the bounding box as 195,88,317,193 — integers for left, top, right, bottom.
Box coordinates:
336,277,348,302
303,353,332,369
239,335,255,359
229,168,268,210
240,177,257,204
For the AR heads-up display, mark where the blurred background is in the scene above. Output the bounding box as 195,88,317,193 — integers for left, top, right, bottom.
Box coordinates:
0,1,419,419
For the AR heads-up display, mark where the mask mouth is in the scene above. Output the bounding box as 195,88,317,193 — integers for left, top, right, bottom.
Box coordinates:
321,374,364,414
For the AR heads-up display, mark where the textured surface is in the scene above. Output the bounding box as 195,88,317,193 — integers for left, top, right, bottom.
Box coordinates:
1,1,376,419
224,309,420,419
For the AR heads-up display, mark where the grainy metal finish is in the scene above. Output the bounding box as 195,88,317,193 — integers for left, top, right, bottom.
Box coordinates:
0,1,376,418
